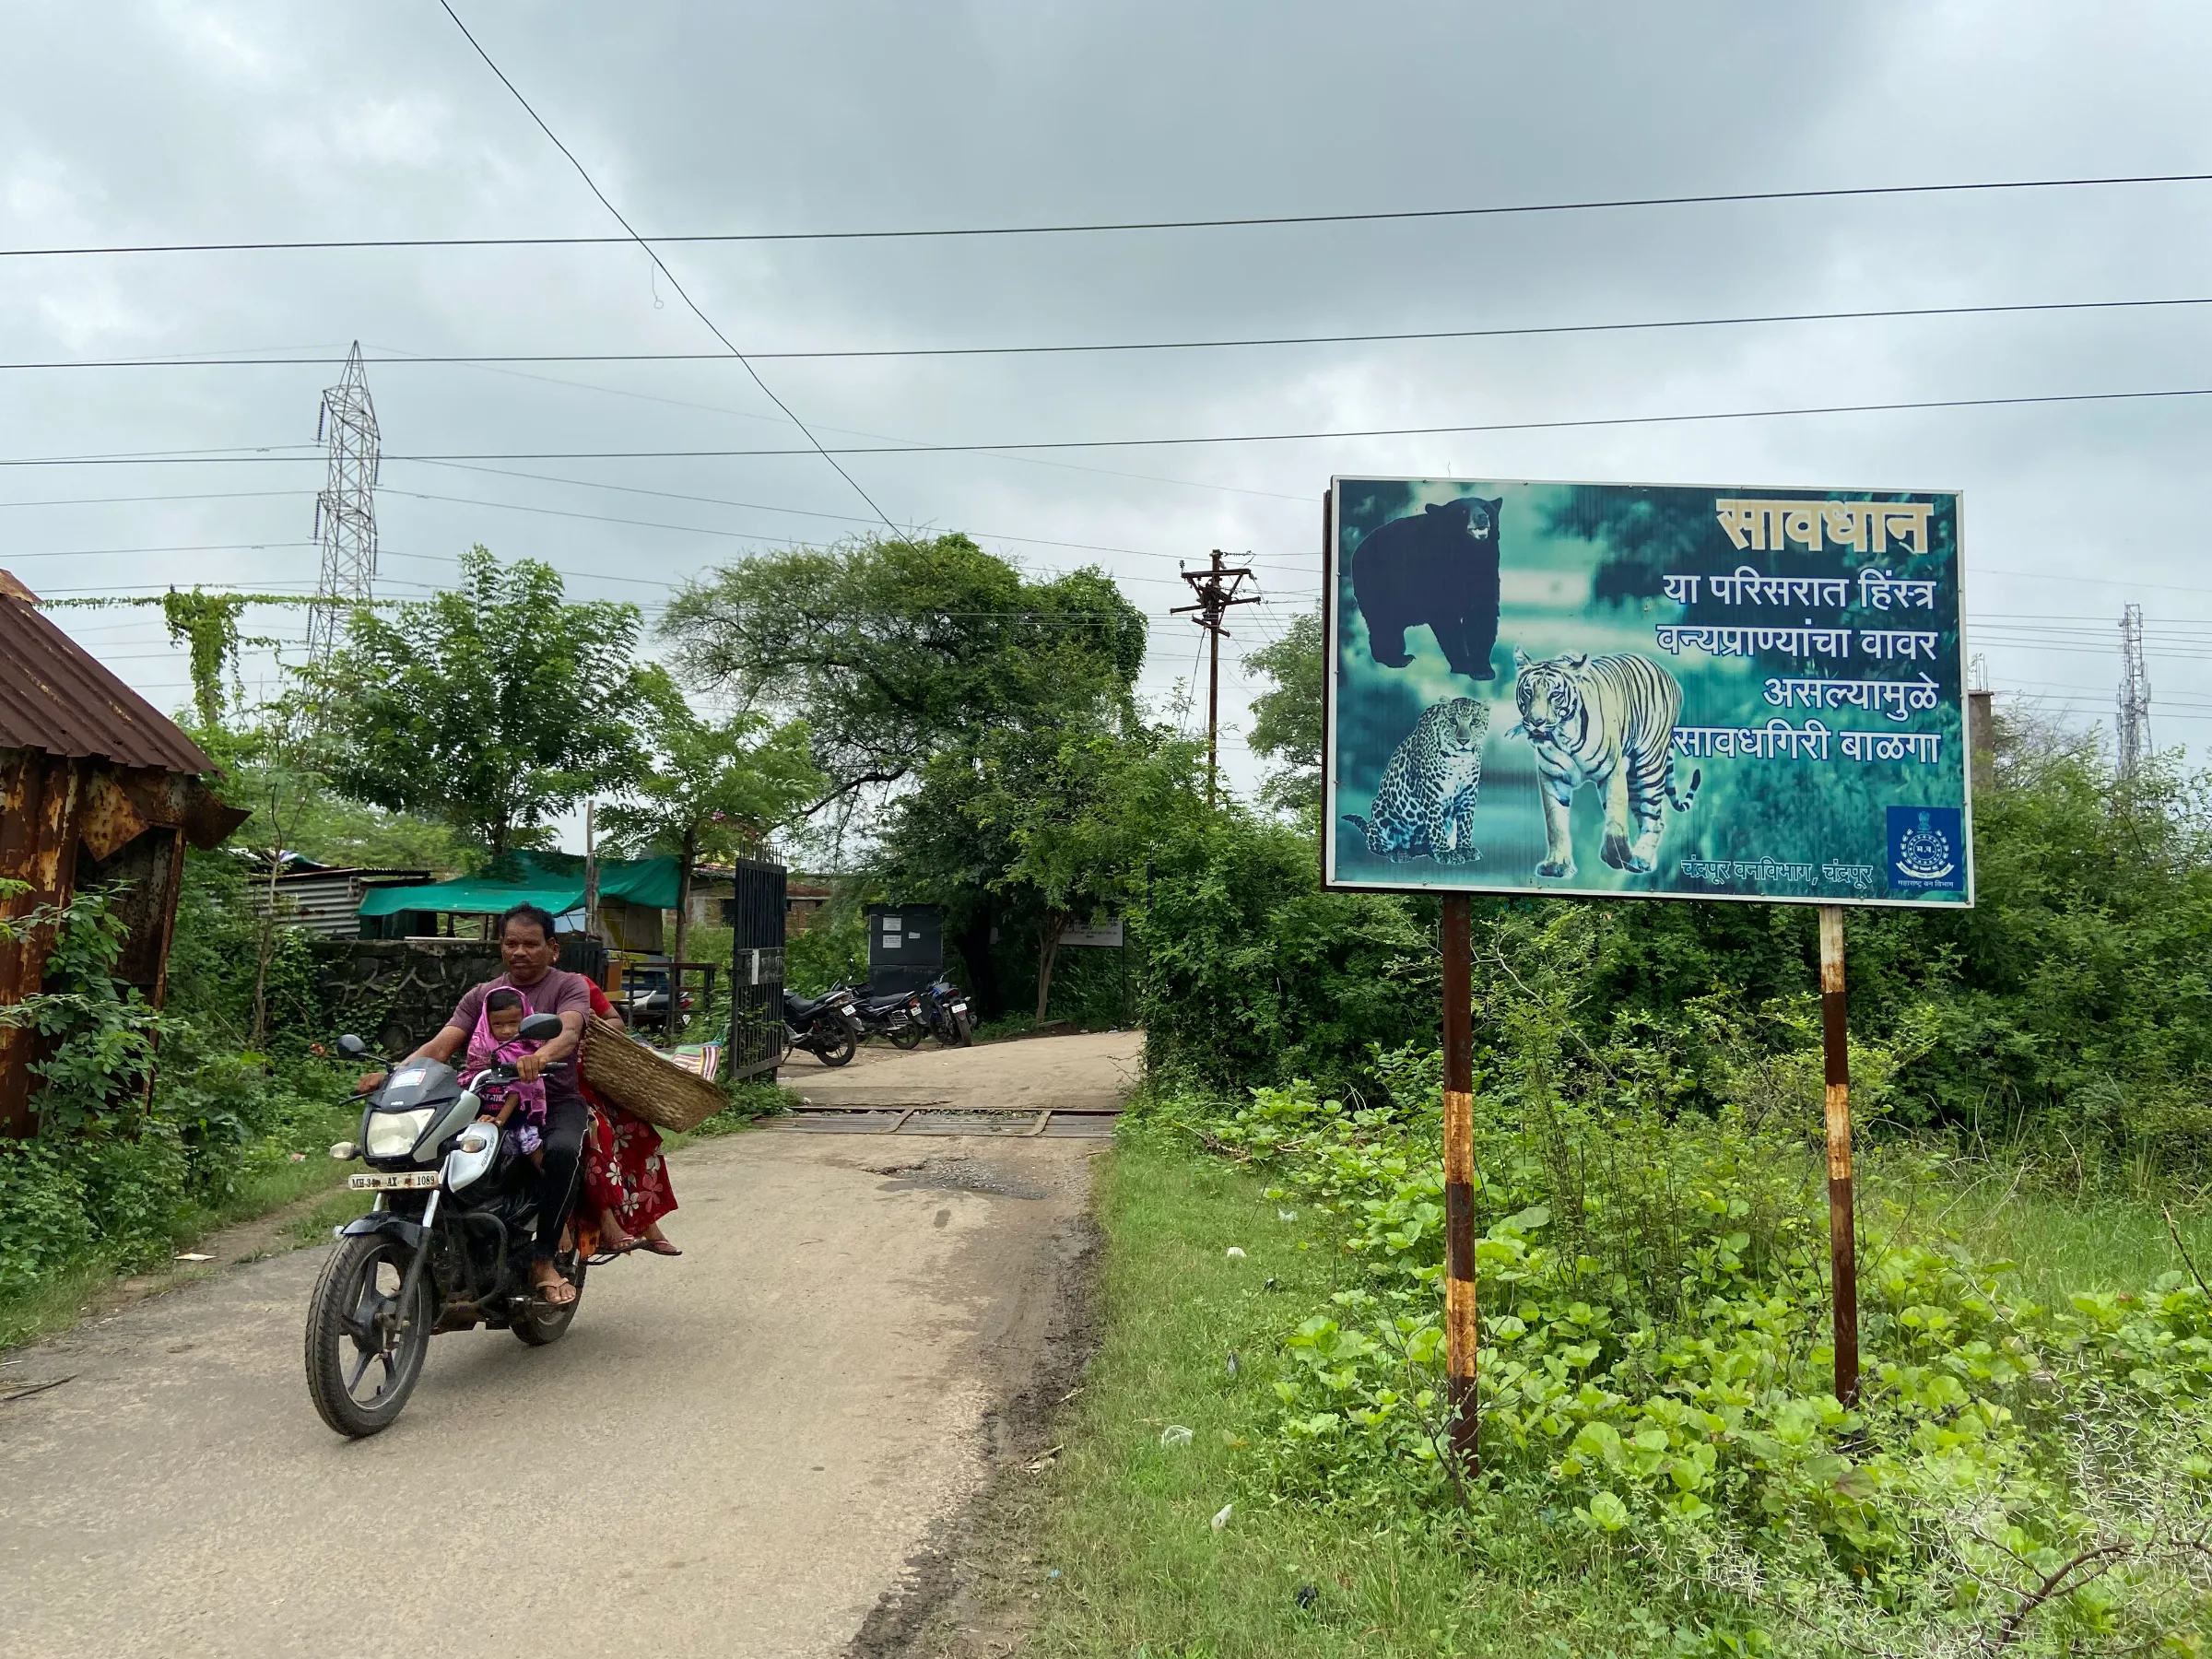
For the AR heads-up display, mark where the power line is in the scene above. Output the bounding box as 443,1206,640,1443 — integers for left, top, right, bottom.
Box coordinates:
432,0,903,541
14,377,2212,469
0,488,317,510
12,293,2212,371
0,539,316,559
10,169,2212,261
364,348,1316,505
393,463,1319,571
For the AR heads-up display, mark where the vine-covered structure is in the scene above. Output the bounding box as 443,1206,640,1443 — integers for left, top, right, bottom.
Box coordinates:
0,571,248,1134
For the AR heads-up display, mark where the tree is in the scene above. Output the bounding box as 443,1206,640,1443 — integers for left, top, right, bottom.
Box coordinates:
1247,609,1325,814
665,533,1148,1015
597,670,825,969
309,547,646,860
967,718,1210,1025
189,692,329,1046
659,534,1147,812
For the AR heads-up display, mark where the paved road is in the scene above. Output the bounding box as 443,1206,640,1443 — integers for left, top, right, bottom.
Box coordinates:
0,1030,1138,1659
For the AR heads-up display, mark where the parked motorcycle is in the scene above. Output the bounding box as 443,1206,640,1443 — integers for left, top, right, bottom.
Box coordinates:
839,982,926,1049
306,1018,583,1439
781,987,861,1066
918,978,974,1047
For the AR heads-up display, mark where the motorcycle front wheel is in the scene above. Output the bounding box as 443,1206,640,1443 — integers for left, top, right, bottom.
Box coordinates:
888,1020,925,1051
305,1232,433,1438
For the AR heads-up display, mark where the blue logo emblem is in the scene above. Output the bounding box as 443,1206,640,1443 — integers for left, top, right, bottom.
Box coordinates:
1887,806,1962,890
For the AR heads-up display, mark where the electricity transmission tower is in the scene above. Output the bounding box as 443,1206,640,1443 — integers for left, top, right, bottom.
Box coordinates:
1173,549,1261,806
2116,602,2151,782
306,343,380,665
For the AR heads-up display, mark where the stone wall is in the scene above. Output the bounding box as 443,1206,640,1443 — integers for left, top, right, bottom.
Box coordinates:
312,938,503,1058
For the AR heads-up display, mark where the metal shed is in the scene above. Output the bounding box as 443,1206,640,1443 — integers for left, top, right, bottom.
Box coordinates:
0,571,249,1135
246,862,433,938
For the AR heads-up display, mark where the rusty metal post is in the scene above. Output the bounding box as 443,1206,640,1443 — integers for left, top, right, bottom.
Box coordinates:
1441,893,1478,1466
0,750,88,1135
1818,905,1860,1405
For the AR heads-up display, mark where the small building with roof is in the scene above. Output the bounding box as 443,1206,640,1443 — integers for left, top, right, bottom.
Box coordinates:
0,571,250,1135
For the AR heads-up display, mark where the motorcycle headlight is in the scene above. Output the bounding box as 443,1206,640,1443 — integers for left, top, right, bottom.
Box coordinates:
365,1107,436,1159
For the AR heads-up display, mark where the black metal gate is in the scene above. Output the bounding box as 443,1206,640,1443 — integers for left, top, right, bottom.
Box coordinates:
725,858,787,1081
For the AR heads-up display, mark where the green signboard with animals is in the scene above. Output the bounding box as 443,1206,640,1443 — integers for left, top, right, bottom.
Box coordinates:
1324,477,1972,908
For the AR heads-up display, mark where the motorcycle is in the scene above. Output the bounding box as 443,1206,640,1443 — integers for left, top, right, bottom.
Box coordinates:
918,978,974,1047
781,986,861,1066
306,1017,584,1439
839,982,927,1050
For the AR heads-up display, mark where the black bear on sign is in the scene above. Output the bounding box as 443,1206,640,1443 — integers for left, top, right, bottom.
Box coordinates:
1348,496,1503,680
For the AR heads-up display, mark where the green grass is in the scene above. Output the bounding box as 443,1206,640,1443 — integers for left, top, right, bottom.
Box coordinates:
1025,1132,2212,1659
1857,1148,2212,1308
1025,1135,1668,1659
0,1103,366,1350
0,1258,131,1354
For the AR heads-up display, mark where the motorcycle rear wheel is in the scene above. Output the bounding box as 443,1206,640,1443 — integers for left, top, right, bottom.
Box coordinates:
305,1233,433,1438
888,1021,925,1051
511,1261,586,1347
812,1016,858,1067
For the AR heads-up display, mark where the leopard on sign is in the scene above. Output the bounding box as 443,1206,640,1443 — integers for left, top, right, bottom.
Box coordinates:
1340,697,1488,864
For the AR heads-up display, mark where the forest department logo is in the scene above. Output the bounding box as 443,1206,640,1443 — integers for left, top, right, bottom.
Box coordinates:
1897,812,1954,880
1887,806,1963,891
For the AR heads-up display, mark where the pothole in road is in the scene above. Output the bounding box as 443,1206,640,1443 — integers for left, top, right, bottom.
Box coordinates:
872,1156,1050,1201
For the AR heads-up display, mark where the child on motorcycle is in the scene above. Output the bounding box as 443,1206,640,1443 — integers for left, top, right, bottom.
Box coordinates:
468,988,549,1160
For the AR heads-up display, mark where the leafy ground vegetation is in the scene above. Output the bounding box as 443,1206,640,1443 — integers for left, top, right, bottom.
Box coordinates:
0,863,359,1345
1015,690,2212,1654
1030,1113,2212,1657
1028,935,2212,1652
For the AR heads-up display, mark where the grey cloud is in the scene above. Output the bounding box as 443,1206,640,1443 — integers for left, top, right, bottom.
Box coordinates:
3,0,2210,797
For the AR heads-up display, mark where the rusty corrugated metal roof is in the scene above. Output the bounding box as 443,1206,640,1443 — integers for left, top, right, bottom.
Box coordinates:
0,574,218,774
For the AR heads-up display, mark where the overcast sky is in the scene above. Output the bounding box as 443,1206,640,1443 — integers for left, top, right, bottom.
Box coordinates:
6,0,2211,837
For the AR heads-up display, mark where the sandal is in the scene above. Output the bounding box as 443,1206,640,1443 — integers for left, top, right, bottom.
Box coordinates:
532,1272,579,1307
637,1239,682,1257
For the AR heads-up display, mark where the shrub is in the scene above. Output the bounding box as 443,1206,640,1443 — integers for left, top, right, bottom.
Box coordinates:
1135,809,1434,1095
1137,908,2212,1651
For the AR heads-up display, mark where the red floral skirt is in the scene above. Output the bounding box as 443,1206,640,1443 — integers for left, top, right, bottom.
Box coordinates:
579,1106,677,1237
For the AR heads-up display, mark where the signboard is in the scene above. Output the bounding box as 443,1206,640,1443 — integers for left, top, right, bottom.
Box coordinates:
1059,918,1125,948
865,902,944,995
1324,477,1971,908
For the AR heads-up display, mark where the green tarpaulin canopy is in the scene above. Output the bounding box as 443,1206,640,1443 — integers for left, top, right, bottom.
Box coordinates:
356,852,681,919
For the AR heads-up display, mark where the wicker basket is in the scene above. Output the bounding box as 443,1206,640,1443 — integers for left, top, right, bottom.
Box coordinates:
580,1017,728,1133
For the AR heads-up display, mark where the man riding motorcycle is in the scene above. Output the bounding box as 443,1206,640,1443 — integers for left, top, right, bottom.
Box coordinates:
376,903,591,1307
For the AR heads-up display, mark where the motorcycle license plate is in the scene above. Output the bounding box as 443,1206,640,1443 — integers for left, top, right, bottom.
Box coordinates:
348,1171,440,1191
950,1002,969,1015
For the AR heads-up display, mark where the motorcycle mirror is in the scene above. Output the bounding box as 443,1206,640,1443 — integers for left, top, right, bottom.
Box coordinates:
518,1012,564,1041
335,1034,367,1058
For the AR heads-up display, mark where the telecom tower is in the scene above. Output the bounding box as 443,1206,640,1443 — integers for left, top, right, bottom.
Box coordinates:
306,342,380,665
2116,602,2151,782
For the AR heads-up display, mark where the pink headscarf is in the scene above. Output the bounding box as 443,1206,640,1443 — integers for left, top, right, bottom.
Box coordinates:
466,992,547,1135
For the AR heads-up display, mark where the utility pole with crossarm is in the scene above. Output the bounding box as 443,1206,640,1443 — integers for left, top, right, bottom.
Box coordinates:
1173,549,1261,806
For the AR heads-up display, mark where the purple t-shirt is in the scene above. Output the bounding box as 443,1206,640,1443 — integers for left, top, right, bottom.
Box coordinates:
449,969,592,1110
